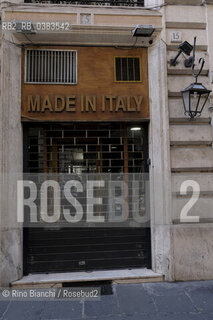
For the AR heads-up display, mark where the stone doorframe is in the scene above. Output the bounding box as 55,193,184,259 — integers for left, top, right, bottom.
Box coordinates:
148,36,173,281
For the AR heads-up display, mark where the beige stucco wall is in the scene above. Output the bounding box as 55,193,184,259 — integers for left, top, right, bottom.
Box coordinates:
165,1,213,280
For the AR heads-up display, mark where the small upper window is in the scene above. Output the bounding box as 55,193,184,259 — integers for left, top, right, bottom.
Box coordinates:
25,49,77,84
115,57,141,82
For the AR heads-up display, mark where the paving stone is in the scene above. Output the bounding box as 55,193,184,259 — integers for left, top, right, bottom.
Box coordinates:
116,284,156,315
143,282,186,296
87,313,204,320
186,286,213,313
145,312,204,320
97,315,150,320
2,301,45,320
143,281,213,297
153,294,196,313
0,302,10,317
184,281,213,291
199,314,213,320
40,301,82,319
84,295,120,317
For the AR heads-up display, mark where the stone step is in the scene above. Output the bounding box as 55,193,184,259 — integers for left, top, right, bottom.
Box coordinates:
11,269,164,289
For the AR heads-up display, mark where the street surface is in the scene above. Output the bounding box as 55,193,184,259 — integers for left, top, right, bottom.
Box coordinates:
0,280,213,319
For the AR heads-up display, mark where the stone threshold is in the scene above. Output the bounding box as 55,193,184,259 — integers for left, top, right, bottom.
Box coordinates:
11,269,163,288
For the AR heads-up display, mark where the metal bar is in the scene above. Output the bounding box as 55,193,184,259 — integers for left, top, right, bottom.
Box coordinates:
47,51,52,82
56,51,58,83
41,51,43,82
38,50,40,82
43,51,45,82
54,50,56,82
74,51,77,83
73,52,76,83
70,51,73,83
51,51,53,82
57,51,60,83
31,50,34,82
27,50,30,82
34,51,37,82
127,57,129,82
64,51,66,83
67,51,69,83
133,58,135,81
49,51,51,82
46,50,48,82
44,51,47,82
120,58,123,81
47,51,49,82
60,51,63,82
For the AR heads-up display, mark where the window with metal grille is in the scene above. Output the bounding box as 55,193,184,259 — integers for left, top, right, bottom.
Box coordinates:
25,49,77,84
24,122,148,174
115,57,141,82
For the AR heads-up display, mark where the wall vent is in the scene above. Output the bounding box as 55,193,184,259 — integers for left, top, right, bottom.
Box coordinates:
25,49,77,84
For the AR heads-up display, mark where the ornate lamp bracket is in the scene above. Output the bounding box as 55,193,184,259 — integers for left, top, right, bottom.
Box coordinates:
191,37,205,83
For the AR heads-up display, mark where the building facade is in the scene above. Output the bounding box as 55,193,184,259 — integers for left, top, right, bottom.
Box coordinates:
0,0,213,286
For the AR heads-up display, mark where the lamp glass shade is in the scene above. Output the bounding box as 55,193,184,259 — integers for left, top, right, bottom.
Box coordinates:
182,90,190,113
181,83,211,119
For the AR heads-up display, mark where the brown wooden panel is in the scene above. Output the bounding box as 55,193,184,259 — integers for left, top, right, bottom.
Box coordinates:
21,47,149,122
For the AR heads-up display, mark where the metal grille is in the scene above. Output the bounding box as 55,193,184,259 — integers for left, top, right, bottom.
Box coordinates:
24,0,144,7
24,122,148,174
115,57,141,82
23,122,151,274
25,49,77,84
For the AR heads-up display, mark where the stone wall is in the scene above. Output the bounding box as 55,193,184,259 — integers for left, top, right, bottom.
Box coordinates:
0,7,23,285
164,1,213,280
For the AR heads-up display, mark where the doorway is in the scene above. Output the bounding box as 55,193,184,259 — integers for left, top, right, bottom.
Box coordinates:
23,122,151,274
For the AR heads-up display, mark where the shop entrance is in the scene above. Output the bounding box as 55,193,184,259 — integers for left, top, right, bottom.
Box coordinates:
23,122,151,274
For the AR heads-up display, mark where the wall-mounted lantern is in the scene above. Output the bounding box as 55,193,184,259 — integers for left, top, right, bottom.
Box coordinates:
181,37,212,120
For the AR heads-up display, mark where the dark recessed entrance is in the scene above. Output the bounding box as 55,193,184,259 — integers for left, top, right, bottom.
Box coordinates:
23,122,151,274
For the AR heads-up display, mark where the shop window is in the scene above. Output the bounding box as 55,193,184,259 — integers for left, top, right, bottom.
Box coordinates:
25,49,77,84
24,122,148,174
115,57,141,82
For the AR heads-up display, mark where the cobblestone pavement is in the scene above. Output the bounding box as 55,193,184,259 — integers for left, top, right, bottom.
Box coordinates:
0,280,213,319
